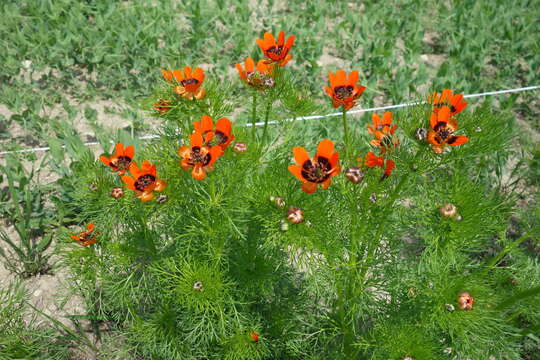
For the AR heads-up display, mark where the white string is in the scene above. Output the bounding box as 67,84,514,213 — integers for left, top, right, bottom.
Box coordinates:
1,84,538,156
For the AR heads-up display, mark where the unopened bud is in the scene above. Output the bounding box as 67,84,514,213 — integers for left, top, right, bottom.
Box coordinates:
287,207,304,224
156,194,168,204
233,142,248,153
89,183,98,191
415,127,427,141
111,187,124,199
250,331,260,343
443,347,452,354
280,220,289,232
369,194,377,203
269,196,285,208
193,281,204,292
445,303,455,312
457,292,474,310
345,166,364,184
439,203,458,218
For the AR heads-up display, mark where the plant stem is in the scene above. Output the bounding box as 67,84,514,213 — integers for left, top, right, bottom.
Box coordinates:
251,92,257,141
342,108,350,159
262,100,272,146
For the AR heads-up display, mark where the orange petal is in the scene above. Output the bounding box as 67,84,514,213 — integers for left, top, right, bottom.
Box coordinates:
335,69,346,85
140,161,156,176
114,142,124,155
288,165,307,183
321,178,332,189
293,146,310,165
155,179,167,192
192,164,206,180
263,32,275,47
124,145,135,159
277,31,285,46
244,57,255,73
329,152,340,169
438,106,451,124
160,69,173,82
139,192,154,202
183,66,192,79
328,72,337,88
216,117,232,136
316,139,335,160
172,69,184,82
70,235,80,241
180,158,192,170
200,115,214,133
236,63,246,80
208,145,224,166
87,223,95,231
382,112,392,125
285,34,295,49
178,145,191,159
348,70,359,86
128,161,141,178
193,67,204,83
121,175,136,191
429,112,439,129
190,132,203,148
99,155,110,166
372,113,381,128
301,182,318,194
447,136,469,146
256,38,266,51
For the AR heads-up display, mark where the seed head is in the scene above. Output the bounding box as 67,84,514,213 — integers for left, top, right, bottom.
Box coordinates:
415,127,427,141
269,196,285,208
156,194,168,204
439,203,458,218
193,281,204,292
110,187,124,199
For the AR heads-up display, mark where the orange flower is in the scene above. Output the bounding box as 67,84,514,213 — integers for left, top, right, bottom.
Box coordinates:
256,31,295,66
121,161,167,202
192,115,235,150
99,143,135,175
178,132,223,180
427,106,469,153
153,99,172,114
367,112,399,153
288,139,341,194
160,66,206,100
324,70,366,110
429,89,468,116
236,57,275,89
359,152,395,181
71,224,97,246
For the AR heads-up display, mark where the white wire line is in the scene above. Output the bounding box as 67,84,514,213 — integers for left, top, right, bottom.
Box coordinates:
1,84,538,156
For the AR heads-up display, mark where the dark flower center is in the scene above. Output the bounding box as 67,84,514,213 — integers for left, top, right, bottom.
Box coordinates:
301,157,332,183
380,134,394,148
435,102,457,113
181,78,199,86
110,156,132,171
267,45,284,56
214,131,228,146
334,85,354,100
134,174,156,191
190,146,211,166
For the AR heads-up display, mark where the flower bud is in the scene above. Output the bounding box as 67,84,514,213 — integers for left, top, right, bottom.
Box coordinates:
193,281,204,292
439,203,458,218
269,196,285,208
415,127,427,141
89,183,98,191
287,207,304,224
369,194,377,203
156,194,168,204
280,220,289,232
457,291,474,310
111,187,124,199
233,142,248,153
250,331,260,343
345,166,364,184
445,303,455,312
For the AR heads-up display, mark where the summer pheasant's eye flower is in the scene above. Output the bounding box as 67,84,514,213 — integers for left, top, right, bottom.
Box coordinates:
178,132,223,180
288,139,341,194
358,152,395,181
427,106,469,153
71,224,97,247
429,89,468,116
193,115,235,150
121,161,167,202
236,57,275,89
368,112,399,153
256,31,295,66
324,70,366,110
160,66,206,100
99,143,135,176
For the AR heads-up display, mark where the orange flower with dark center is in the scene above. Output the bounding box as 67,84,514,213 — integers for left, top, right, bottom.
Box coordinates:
153,99,172,114
427,106,469,153
100,143,135,175
288,139,341,194
368,112,399,153
121,161,167,202
358,152,395,181
256,31,295,66
178,132,223,180
324,70,366,110
236,57,275,89
193,115,235,150
71,224,97,246
160,66,206,100
429,89,468,116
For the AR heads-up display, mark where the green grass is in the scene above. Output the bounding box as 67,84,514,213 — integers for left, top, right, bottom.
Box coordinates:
0,0,539,152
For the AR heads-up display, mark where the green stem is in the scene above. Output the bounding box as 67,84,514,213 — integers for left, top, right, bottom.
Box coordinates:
251,92,258,141
261,100,272,146
342,108,350,159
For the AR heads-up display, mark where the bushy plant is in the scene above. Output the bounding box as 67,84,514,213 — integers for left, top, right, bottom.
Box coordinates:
61,30,539,359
